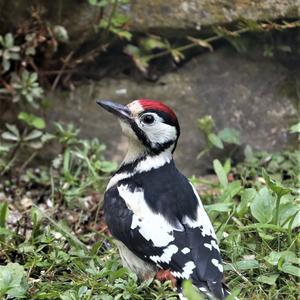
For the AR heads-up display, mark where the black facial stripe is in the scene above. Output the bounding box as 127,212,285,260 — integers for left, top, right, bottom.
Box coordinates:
114,155,147,175
130,121,154,151
151,140,175,155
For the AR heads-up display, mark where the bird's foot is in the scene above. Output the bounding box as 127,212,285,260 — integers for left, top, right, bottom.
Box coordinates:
155,269,177,288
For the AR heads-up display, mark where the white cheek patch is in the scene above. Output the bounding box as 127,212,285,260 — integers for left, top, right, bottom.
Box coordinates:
136,114,177,146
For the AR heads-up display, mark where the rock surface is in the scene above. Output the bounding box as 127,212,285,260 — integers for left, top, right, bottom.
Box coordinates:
46,47,298,175
125,0,300,30
1,1,299,43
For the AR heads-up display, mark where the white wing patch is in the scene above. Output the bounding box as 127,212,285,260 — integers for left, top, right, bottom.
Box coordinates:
211,258,224,272
182,183,217,239
172,261,196,279
181,247,191,254
204,240,219,251
150,244,178,263
117,184,176,247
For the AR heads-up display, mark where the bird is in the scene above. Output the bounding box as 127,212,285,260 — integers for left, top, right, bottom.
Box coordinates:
96,98,232,300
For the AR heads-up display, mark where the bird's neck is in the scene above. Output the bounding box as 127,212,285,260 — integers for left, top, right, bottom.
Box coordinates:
107,141,173,190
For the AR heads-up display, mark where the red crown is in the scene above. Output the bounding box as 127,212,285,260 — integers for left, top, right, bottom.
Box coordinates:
138,99,177,120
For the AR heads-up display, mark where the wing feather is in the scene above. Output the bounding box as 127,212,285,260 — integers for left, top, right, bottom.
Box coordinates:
104,183,224,284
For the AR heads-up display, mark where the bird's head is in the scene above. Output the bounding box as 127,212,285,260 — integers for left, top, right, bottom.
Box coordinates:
97,99,180,155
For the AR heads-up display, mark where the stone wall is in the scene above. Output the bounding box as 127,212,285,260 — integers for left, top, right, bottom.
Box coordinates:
45,47,298,175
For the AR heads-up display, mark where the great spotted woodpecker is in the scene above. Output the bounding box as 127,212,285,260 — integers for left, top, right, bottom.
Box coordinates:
97,99,232,299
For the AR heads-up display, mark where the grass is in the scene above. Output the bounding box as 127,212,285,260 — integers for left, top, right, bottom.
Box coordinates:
0,132,299,299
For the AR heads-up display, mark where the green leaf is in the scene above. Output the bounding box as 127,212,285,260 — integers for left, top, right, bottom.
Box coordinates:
218,128,241,145
278,202,300,229
256,274,279,285
237,188,256,217
258,229,275,240
5,33,14,48
97,161,118,173
279,263,300,277
27,141,43,149
213,159,228,188
140,37,168,51
250,187,275,223
0,263,27,298
0,202,8,227
290,122,300,134
53,25,69,43
5,123,20,137
197,115,214,134
208,133,224,149
225,259,260,271
88,0,108,6
205,203,232,213
220,181,242,202
225,289,241,300
264,251,298,266
23,130,43,141
18,112,46,129
223,158,231,174
1,132,19,141
182,280,204,300
262,169,293,198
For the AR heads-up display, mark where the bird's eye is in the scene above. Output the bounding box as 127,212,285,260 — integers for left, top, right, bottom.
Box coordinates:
141,114,155,124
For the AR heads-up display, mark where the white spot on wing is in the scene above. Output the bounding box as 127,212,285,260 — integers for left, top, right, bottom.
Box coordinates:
204,243,212,250
117,184,176,247
204,240,220,251
211,240,220,251
211,258,223,272
181,247,190,254
172,261,196,279
150,244,178,263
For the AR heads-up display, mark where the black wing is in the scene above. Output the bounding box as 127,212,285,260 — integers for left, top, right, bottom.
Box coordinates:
104,181,225,298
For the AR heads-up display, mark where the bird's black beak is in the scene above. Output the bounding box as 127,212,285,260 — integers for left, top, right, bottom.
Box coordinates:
96,99,132,122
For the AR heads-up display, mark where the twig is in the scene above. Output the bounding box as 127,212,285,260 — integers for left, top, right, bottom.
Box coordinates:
144,19,300,62
51,51,74,91
145,28,250,61
104,0,119,40
0,144,21,176
19,151,37,173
